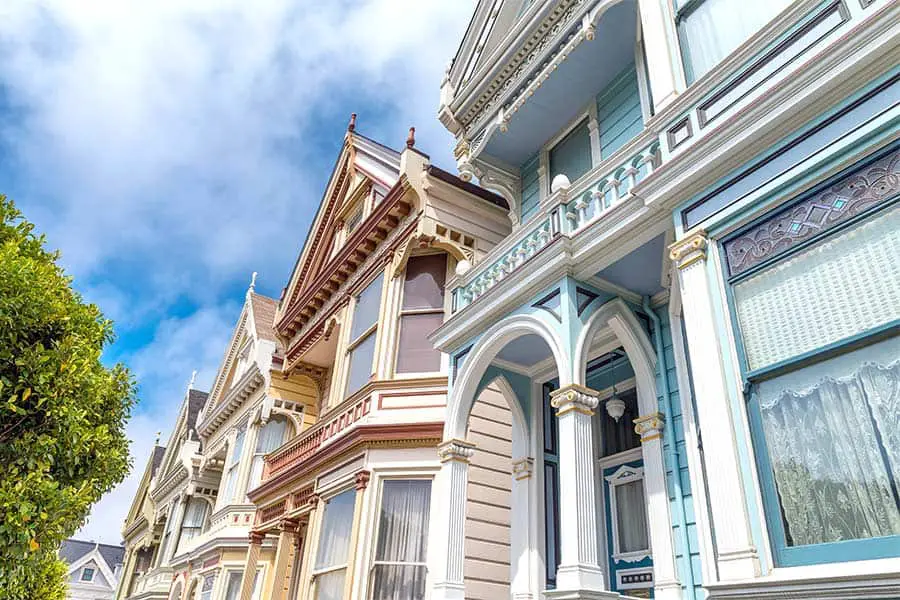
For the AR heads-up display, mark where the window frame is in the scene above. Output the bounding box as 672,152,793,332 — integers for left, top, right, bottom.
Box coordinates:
176,496,210,552
367,477,434,600
393,253,449,377
342,275,384,400
310,487,358,598
221,424,248,506
80,567,95,582
719,166,900,566
604,464,651,562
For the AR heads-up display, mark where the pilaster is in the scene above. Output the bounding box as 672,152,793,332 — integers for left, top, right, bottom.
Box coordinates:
239,531,266,600
511,457,537,600
669,232,760,581
341,471,370,599
270,519,300,600
430,439,477,600
549,385,606,593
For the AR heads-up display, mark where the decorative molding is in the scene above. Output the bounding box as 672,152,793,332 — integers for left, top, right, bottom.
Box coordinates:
437,438,477,464
354,470,372,490
634,412,665,443
549,384,600,417
724,147,900,276
248,531,266,545
669,231,709,270
512,457,534,480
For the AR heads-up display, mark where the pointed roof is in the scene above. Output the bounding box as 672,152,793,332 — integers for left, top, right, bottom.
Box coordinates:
187,389,208,440
249,292,277,342
59,539,125,572
150,445,166,476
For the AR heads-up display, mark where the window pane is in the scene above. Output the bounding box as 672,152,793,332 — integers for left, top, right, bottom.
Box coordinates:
371,565,427,600
402,255,446,310
345,207,362,233
250,418,289,489
600,388,641,457
375,480,431,562
678,0,792,82
615,480,649,553
315,490,356,569
351,277,383,340
755,337,900,547
549,120,592,184
396,313,443,373
315,570,345,600
734,205,899,371
346,332,376,396
224,572,242,600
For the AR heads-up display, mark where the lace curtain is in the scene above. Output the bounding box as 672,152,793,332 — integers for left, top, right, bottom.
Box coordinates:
760,358,900,546
371,480,432,600
222,427,246,503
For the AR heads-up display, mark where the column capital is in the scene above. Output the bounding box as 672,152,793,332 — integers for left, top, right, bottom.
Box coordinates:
512,457,534,481
278,518,300,534
354,470,371,490
307,493,321,509
669,230,709,270
634,412,665,443
248,531,266,545
438,439,476,464
550,384,600,416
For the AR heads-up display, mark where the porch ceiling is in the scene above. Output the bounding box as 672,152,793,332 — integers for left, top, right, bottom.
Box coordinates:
595,232,667,297
495,333,553,367
480,0,638,167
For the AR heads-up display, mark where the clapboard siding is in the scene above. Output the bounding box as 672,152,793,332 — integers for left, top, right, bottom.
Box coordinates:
597,64,644,159
465,382,513,599
520,153,541,223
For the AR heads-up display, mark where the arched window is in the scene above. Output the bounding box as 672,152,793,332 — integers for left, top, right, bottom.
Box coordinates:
248,417,289,491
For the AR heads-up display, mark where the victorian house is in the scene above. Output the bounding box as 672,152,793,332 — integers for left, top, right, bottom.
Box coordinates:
427,0,899,599
235,120,515,600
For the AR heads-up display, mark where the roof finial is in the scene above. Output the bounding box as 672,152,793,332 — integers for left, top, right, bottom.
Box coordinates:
348,113,357,132
248,271,258,295
406,126,416,149
188,370,197,391
154,431,161,446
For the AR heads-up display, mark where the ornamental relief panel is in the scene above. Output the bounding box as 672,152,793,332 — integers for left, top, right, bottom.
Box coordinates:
724,148,900,276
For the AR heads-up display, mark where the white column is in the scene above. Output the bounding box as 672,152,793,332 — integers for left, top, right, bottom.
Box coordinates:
548,385,610,596
511,457,536,600
634,413,682,600
430,439,476,600
669,232,760,581
636,0,682,112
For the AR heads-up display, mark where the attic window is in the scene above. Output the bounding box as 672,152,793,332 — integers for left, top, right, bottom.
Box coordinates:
80,567,95,582
344,205,363,234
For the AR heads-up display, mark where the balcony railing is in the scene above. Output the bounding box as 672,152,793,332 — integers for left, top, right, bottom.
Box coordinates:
262,395,372,481
451,136,661,312
130,567,173,595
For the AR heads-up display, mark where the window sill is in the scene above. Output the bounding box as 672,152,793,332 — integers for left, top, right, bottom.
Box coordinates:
707,557,900,599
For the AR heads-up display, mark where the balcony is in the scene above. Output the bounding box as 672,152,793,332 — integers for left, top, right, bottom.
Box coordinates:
128,567,173,599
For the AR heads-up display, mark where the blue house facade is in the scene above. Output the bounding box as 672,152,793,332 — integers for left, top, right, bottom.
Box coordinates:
428,0,899,599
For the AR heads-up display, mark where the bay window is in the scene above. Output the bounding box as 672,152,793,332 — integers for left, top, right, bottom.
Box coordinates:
199,574,215,600
396,254,447,374
221,425,246,504
313,490,357,599
370,479,432,600
177,497,209,551
676,0,792,83
722,149,900,566
223,570,261,600
345,277,383,398
248,416,289,492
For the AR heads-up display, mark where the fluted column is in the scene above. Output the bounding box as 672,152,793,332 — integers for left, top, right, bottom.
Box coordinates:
634,413,682,600
548,385,606,593
430,439,476,600
670,232,760,581
271,519,300,600
239,531,265,600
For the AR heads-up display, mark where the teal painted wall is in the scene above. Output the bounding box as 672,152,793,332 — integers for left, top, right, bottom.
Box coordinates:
520,152,541,223
549,119,593,183
597,65,644,159
655,308,705,599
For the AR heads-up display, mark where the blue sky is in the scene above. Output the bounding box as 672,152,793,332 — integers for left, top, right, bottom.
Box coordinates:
0,0,472,544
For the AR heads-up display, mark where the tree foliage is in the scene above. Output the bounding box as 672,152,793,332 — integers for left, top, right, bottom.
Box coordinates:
0,195,136,599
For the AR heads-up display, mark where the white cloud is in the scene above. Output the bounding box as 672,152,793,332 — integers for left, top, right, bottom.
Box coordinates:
0,0,474,545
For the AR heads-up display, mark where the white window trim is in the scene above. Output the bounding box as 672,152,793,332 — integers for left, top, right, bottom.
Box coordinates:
309,485,359,597
604,464,651,563
339,274,386,402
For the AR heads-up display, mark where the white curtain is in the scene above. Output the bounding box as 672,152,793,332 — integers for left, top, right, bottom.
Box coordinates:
223,572,242,600
760,358,900,546
178,497,208,550
222,427,246,503
314,490,356,599
678,0,792,82
249,418,288,490
615,480,650,554
371,480,432,600
315,571,345,600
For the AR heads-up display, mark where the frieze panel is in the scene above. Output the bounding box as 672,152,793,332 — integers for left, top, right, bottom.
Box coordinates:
724,147,900,277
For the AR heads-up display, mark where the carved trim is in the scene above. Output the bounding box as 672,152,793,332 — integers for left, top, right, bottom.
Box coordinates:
249,531,266,545
669,231,709,270
549,384,600,416
438,438,477,464
724,148,900,277
354,470,372,490
634,412,665,443
512,457,535,480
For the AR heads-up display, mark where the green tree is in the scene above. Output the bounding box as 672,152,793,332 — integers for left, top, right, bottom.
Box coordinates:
0,195,135,599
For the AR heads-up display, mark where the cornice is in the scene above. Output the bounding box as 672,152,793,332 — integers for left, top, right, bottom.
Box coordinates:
248,422,444,503
197,365,265,438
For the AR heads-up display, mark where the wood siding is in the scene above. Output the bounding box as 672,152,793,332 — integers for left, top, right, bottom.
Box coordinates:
464,382,513,599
